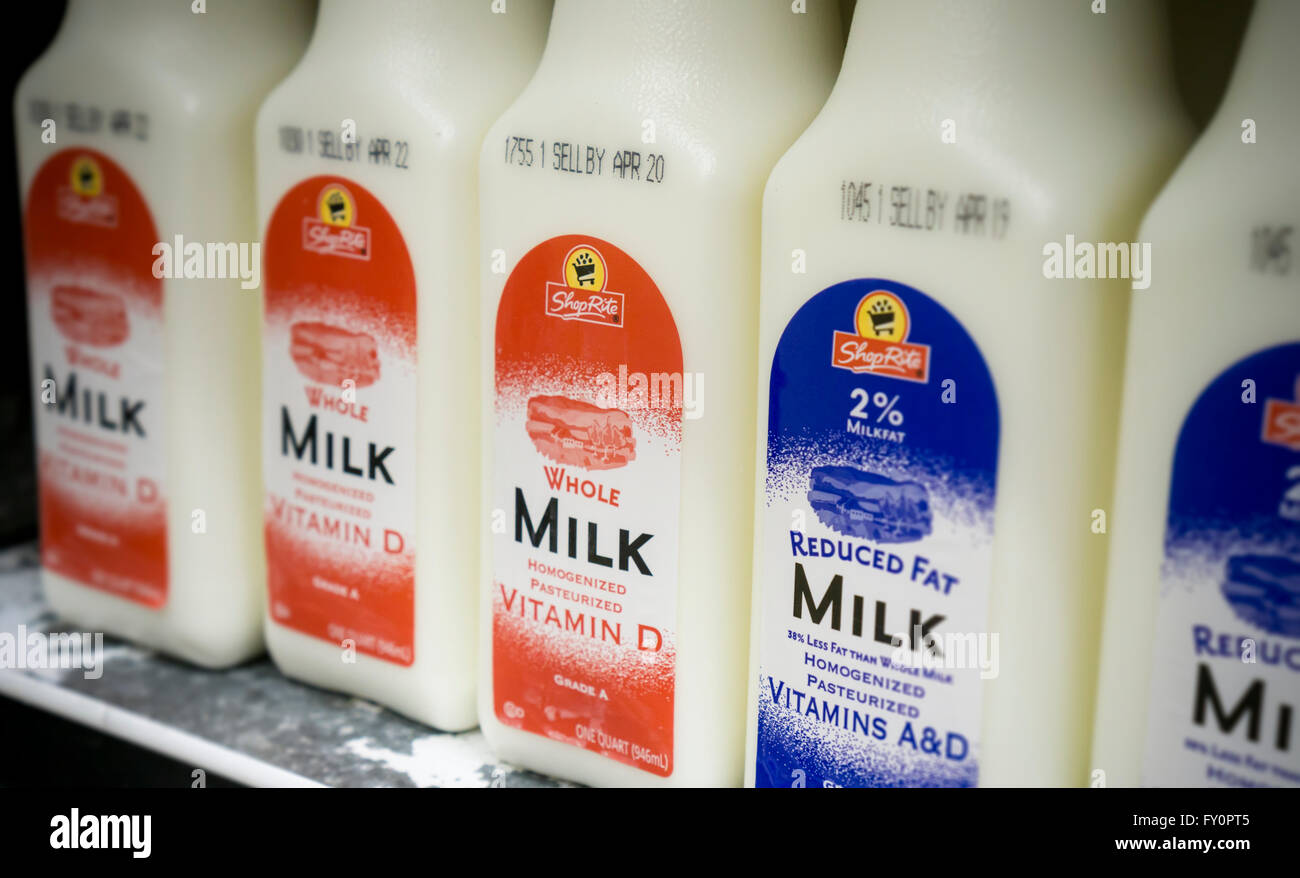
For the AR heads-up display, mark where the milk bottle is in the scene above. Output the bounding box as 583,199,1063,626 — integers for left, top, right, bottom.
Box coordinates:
1091,0,1300,788
480,0,842,785
746,0,1190,787
16,0,313,668
257,0,551,729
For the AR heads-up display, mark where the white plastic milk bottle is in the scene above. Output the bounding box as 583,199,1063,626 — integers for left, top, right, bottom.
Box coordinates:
479,0,842,786
745,0,1191,787
1091,0,1300,789
256,0,551,730
16,0,313,668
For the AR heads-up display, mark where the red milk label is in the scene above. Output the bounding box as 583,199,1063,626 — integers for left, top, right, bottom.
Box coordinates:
493,236,682,777
263,178,417,665
24,149,167,607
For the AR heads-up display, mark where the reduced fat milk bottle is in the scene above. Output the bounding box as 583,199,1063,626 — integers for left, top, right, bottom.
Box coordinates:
480,0,841,786
256,0,551,730
15,0,312,668
1091,0,1300,788
745,0,1191,787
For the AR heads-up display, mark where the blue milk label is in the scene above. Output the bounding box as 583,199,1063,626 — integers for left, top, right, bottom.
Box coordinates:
754,278,999,788
1142,342,1300,788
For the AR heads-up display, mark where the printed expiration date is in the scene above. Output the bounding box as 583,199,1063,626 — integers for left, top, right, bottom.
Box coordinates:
505,135,665,184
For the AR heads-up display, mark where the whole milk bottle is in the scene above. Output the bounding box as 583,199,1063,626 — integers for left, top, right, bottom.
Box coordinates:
745,0,1191,787
256,0,551,730
15,0,313,668
479,0,842,786
1091,0,1300,788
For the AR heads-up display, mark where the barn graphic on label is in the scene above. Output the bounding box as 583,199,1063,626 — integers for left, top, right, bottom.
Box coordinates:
1221,554,1300,638
807,464,932,543
526,394,635,470
51,285,129,347
1219,375,1300,637
289,321,381,388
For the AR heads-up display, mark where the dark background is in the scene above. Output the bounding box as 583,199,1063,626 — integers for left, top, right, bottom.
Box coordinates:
0,0,1259,786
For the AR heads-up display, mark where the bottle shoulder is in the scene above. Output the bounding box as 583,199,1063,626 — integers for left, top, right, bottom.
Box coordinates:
1130,128,1300,355
258,53,545,156
1140,122,1300,242
17,44,282,127
763,95,1191,236
482,78,831,193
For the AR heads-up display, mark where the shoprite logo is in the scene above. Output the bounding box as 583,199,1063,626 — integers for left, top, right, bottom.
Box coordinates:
303,183,371,260
56,154,118,228
69,156,102,197
545,245,624,327
831,290,930,382
1262,376,1300,451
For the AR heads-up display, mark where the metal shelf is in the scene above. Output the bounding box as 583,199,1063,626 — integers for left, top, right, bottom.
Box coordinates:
0,544,561,788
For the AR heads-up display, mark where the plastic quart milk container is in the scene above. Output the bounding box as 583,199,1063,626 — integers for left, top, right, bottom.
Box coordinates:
256,0,551,730
16,0,313,668
1091,0,1300,789
479,0,841,786
744,0,1192,788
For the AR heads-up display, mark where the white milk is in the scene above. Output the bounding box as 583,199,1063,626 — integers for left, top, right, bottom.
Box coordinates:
479,0,842,786
1091,0,1300,789
256,0,551,730
745,0,1192,787
15,0,312,668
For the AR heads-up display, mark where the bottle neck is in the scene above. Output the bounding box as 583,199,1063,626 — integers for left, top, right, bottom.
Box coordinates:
62,0,183,33
536,0,837,93
60,0,306,43
311,0,463,51
838,0,1176,119
306,0,551,71
1216,0,1300,127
